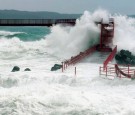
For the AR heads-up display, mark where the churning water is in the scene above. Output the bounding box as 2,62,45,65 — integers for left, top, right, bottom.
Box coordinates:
0,9,135,115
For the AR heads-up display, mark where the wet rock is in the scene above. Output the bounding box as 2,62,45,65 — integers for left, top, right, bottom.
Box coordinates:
51,64,62,71
11,66,20,72
115,49,135,65
24,68,31,71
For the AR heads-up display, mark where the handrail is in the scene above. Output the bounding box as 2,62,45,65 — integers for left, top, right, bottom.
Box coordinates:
99,64,135,78
0,19,76,26
103,46,117,69
62,45,96,71
115,64,131,78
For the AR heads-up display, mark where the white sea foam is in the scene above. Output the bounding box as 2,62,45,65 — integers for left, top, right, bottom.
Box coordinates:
113,15,135,54
0,30,26,36
45,9,135,58
45,10,103,59
0,9,135,114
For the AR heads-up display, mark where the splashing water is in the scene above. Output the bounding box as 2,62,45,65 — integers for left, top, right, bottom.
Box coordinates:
0,9,135,115
0,9,135,58
45,9,135,58
45,10,103,59
113,15,135,53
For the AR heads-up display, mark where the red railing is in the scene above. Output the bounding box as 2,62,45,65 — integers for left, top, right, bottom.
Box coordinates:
62,45,96,71
100,64,135,79
99,65,116,77
115,64,135,78
103,46,117,69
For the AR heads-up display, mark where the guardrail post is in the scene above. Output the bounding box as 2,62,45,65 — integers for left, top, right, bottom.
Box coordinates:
62,62,64,72
75,67,76,76
120,72,121,78
64,63,65,70
106,67,107,77
66,63,67,69
128,65,129,77
99,67,101,76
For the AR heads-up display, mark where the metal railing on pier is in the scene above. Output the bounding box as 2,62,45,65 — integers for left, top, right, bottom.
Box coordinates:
0,19,76,26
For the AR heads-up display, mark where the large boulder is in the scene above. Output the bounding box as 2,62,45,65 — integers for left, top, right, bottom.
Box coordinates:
115,50,135,65
51,64,62,71
11,66,20,72
24,68,31,71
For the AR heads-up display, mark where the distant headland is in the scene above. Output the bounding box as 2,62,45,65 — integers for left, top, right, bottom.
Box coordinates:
0,10,81,19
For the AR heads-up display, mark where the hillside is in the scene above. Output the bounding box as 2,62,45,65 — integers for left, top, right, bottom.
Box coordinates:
0,10,81,19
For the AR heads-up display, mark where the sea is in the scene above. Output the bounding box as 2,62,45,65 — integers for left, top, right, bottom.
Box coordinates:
0,9,135,115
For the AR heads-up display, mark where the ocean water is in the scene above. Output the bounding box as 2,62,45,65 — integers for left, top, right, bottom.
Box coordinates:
0,9,135,115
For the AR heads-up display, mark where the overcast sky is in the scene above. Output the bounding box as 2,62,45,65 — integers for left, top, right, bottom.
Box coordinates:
0,0,134,15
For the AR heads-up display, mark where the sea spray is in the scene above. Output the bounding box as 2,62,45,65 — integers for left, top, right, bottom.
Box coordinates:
45,9,135,58
45,11,105,59
0,9,135,58
0,37,48,60
0,9,135,114
113,15,135,54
